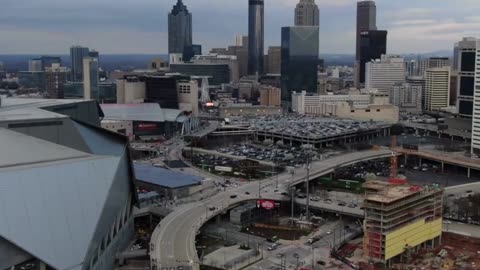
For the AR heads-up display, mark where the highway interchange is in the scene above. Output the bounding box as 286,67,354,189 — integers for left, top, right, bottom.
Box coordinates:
149,139,480,270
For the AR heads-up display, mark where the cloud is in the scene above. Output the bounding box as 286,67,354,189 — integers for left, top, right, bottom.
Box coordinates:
391,19,437,26
0,0,478,54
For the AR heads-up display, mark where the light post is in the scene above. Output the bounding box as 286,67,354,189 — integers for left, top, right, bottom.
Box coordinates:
304,148,312,222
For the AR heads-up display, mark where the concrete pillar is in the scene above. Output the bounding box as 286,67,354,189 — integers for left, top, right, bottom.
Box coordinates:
404,154,408,166
419,157,422,167
40,262,47,270
441,162,444,173
468,168,471,179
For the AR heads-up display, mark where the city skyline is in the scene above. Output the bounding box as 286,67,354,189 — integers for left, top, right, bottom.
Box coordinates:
0,0,479,55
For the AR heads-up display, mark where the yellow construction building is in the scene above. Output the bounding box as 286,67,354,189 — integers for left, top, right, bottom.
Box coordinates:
362,181,443,267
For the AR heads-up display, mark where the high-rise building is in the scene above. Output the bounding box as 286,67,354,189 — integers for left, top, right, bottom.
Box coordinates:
45,63,68,99
248,0,264,76
355,1,377,88
455,38,477,118
450,72,458,107
192,54,239,82
144,76,179,109
260,85,281,106
281,26,319,101
425,67,450,112
471,40,480,155
170,63,231,86
363,181,443,267
405,59,419,77
88,50,100,60
168,0,192,55
70,46,90,82
294,0,319,26
39,56,62,70
116,76,146,104
359,30,387,84
419,57,450,77
183,44,202,62
83,57,99,100
28,59,43,72
177,80,199,116
266,46,281,74
365,55,405,94
407,76,426,110
390,83,422,113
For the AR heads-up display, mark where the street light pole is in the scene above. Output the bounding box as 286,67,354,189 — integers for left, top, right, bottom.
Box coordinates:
306,153,311,221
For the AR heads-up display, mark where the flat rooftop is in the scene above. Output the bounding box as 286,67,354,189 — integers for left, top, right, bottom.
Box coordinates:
364,181,442,204
134,163,202,189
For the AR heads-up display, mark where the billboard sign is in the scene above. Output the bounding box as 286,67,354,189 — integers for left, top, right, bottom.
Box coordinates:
257,200,278,210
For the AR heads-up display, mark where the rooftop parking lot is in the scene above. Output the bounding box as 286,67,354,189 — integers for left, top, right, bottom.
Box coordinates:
228,115,388,139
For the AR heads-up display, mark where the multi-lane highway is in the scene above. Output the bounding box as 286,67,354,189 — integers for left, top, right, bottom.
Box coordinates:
149,148,394,270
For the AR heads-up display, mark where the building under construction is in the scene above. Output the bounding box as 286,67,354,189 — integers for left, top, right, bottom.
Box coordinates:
362,181,444,268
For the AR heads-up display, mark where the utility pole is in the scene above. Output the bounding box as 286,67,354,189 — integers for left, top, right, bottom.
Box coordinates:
306,152,311,221
291,187,295,223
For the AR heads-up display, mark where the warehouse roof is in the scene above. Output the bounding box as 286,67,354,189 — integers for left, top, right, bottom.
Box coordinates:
134,164,202,189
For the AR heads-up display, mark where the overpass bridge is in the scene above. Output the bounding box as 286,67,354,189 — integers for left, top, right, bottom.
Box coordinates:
149,149,394,270
396,148,480,178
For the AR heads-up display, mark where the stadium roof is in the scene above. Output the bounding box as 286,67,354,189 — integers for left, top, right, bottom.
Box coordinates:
100,103,186,123
134,164,202,188
0,128,122,270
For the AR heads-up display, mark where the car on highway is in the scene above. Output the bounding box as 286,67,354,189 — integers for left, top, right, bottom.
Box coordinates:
245,192,250,195
326,230,332,235
338,202,346,207
281,192,289,196
348,203,357,208
324,199,332,204
230,195,238,199
268,243,279,251
310,197,320,202
296,194,307,199
209,207,216,211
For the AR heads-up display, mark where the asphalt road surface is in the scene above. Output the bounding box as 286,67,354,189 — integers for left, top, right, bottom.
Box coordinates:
149,149,393,270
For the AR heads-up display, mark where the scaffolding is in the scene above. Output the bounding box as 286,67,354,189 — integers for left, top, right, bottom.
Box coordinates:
362,181,444,267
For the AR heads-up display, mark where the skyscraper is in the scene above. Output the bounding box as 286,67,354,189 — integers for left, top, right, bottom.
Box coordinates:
365,55,405,94
45,63,68,99
266,46,281,74
295,0,319,26
83,57,99,100
472,40,480,155
248,0,264,76
355,1,377,88
168,0,192,55
359,30,387,84
455,38,476,118
70,46,90,82
425,67,450,112
281,26,319,101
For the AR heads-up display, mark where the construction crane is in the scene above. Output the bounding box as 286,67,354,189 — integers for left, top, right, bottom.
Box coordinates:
389,135,408,185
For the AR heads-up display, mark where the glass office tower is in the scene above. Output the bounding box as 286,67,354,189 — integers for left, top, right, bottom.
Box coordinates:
70,46,90,82
359,30,387,84
168,0,192,54
281,26,319,101
248,0,264,76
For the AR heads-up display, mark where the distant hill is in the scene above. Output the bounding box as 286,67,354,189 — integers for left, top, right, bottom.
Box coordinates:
0,54,168,72
0,51,453,72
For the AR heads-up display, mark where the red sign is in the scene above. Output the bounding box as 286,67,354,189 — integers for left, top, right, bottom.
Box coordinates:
257,200,277,210
137,123,157,131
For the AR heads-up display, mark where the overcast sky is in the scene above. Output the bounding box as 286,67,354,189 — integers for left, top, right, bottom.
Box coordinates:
1,0,480,54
